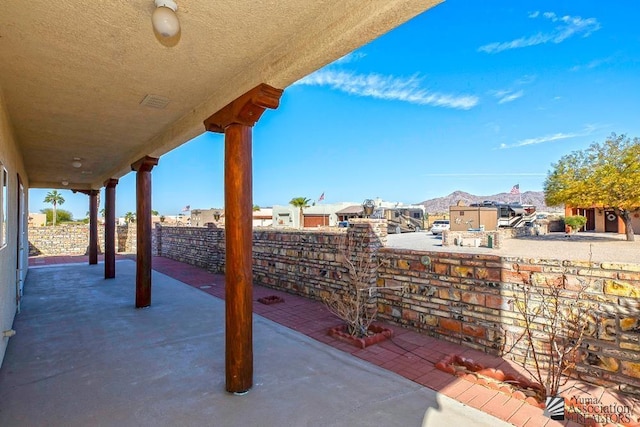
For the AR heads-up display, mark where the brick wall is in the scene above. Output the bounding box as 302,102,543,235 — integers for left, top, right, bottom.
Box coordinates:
154,223,225,272
376,250,640,396
154,221,640,396
253,219,386,299
29,224,137,255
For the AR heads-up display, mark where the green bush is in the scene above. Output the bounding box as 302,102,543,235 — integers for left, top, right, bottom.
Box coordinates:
564,215,587,232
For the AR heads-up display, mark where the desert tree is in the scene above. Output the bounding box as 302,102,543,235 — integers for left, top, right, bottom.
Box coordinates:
40,208,72,225
289,197,310,229
544,133,640,241
43,190,65,226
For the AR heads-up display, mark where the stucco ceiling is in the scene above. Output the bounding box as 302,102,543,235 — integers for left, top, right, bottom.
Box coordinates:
0,0,441,189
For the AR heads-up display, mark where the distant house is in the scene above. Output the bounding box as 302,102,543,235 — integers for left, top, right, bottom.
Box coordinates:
190,209,223,227
335,205,363,222
273,202,359,228
565,206,640,234
28,213,47,227
253,208,273,227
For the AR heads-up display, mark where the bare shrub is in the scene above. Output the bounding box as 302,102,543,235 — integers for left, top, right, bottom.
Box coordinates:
506,264,591,398
322,229,385,338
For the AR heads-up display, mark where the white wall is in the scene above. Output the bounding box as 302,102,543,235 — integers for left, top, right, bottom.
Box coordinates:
0,88,29,367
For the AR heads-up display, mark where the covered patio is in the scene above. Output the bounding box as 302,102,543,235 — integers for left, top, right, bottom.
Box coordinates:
0,259,509,427
0,0,443,394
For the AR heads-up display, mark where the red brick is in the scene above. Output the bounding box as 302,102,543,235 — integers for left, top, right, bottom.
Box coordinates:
481,393,524,420
476,267,502,281
486,295,505,310
433,263,449,275
456,384,500,408
461,292,486,306
409,261,426,271
402,309,418,321
516,264,544,272
462,324,486,339
502,270,530,284
440,378,475,398
440,318,462,333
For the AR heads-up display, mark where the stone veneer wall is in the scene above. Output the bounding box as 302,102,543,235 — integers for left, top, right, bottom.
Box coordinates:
154,221,640,396
153,223,225,272
376,249,640,396
253,219,386,300
154,220,386,300
29,224,137,255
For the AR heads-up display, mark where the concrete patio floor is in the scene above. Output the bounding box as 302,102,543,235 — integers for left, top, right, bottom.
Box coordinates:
0,259,512,427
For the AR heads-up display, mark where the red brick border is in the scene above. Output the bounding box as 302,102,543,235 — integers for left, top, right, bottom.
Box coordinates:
435,354,545,408
327,324,393,349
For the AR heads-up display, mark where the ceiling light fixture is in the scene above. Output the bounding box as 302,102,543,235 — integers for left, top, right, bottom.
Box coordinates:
61,180,69,186
72,157,82,168
152,0,180,39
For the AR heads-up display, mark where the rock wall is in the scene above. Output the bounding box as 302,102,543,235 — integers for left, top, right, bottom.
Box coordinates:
376,250,640,396
154,223,225,272
29,224,137,255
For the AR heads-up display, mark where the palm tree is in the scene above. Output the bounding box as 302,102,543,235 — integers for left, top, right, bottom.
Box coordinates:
253,205,261,212
289,197,310,229
43,190,65,226
124,212,136,224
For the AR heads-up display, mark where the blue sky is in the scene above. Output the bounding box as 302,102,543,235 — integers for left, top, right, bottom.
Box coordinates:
30,0,640,218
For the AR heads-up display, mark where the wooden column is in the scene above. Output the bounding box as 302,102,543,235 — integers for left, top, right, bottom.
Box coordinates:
204,84,283,393
104,178,118,279
131,156,159,308
73,189,100,264
88,190,99,265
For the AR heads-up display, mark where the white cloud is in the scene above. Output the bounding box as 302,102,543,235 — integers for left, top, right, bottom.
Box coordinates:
498,90,524,104
489,89,524,104
332,52,367,65
478,12,600,54
296,70,479,110
498,126,596,149
570,56,614,72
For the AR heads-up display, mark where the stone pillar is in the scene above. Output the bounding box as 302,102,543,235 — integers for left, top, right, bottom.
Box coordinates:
104,178,118,278
131,156,159,308
204,83,283,394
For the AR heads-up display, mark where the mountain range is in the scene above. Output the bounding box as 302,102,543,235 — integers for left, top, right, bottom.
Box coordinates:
418,190,563,214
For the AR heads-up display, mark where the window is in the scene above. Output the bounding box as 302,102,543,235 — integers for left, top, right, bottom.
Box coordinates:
1,165,7,248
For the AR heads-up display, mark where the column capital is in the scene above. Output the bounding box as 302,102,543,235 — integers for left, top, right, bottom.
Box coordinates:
104,178,119,188
204,83,283,133
131,156,159,173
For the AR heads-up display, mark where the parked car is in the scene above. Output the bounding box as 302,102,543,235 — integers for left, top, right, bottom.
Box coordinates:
430,220,450,235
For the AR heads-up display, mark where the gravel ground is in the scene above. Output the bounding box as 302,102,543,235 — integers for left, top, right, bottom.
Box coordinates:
385,231,640,264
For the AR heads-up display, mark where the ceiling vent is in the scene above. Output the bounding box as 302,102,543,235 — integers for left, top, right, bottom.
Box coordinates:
140,94,170,109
